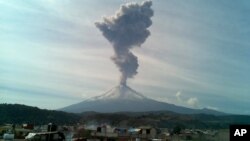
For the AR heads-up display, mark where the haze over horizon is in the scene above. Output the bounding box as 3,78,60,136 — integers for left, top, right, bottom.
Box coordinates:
1,0,250,114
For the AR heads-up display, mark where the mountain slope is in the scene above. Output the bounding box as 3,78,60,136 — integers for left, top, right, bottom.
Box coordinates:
1,104,249,129
60,85,225,115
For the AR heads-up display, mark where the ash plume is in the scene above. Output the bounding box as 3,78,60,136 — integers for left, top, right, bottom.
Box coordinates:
95,1,153,85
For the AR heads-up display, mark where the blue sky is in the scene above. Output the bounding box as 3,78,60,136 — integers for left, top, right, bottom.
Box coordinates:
0,0,250,114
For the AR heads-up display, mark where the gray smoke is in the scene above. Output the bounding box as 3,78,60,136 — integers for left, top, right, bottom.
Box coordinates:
95,0,153,85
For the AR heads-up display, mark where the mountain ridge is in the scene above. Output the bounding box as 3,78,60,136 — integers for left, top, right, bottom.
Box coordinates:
60,85,225,115
2,103,250,129
0,103,80,124
84,85,147,101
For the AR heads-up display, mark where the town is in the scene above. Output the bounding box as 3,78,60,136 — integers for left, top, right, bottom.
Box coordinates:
0,123,228,141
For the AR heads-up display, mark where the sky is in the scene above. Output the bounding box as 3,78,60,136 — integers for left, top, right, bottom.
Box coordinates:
0,0,250,114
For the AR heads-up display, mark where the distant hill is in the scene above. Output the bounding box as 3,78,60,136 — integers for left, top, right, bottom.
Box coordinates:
1,104,250,130
0,104,80,124
60,85,225,116
79,111,250,129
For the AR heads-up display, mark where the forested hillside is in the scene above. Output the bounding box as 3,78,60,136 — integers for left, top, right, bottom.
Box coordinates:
0,104,80,124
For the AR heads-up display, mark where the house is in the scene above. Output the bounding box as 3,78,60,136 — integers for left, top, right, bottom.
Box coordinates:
113,128,128,136
22,124,34,130
139,127,157,139
25,131,65,141
90,125,118,141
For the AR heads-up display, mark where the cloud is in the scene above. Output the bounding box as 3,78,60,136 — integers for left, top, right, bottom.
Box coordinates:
206,106,219,111
175,91,200,108
187,97,199,108
175,91,182,102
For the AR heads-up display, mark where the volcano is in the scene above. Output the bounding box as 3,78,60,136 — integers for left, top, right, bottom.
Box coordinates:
60,85,224,115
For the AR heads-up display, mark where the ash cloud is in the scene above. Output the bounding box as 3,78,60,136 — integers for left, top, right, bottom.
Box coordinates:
95,0,153,85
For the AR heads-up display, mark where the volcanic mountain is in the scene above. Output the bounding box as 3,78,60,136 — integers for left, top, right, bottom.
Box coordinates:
60,85,224,115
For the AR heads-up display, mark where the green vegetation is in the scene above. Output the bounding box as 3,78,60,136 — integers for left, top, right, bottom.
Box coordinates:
1,104,250,130
80,112,250,129
0,104,80,124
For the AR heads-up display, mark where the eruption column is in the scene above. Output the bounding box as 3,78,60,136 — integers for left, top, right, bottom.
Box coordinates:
95,1,153,85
